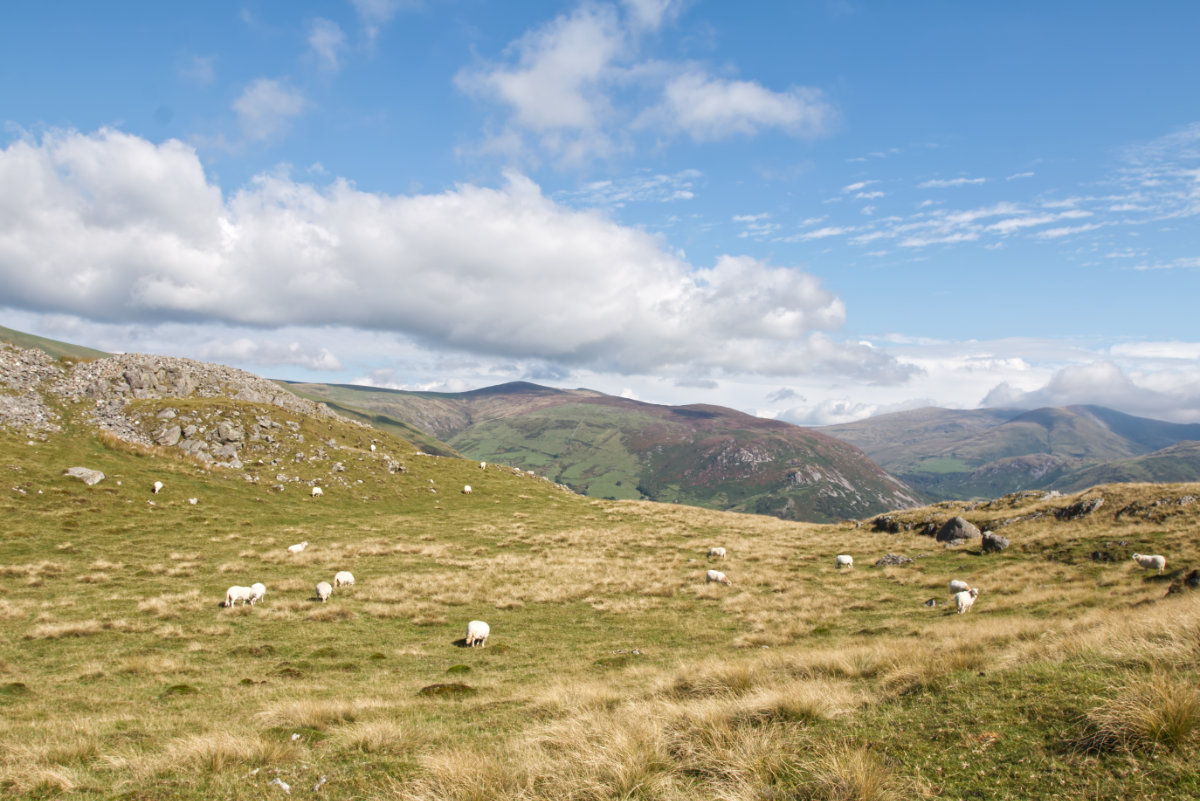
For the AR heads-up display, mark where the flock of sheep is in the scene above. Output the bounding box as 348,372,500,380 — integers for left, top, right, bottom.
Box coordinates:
185,467,1169,641
700,542,1169,616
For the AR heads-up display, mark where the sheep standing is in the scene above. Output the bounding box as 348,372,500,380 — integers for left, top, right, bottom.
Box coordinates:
288,541,309,554
225,585,253,607
334,571,355,588
152,481,163,494
465,620,490,647
706,569,732,585
316,581,333,602
248,582,266,605
835,554,854,569
479,461,487,470
707,547,727,560
948,579,971,595
311,486,323,498
462,485,472,495
954,587,980,614
1131,553,1166,574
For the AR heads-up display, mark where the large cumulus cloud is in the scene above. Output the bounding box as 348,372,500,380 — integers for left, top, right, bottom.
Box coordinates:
0,128,909,381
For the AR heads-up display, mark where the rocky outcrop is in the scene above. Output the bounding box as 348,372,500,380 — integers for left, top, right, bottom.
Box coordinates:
981,531,1010,553
63,467,105,486
936,516,980,544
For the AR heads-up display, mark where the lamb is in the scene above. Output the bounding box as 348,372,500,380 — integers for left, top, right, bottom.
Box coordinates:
706,569,732,585
334,571,355,588
311,486,323,498
287,541,309,554
465,620,490,647
954,587,980,614
248,582,266,605
316,581,333,602
225,585,253,607
707,547,727,560
462,485,472,495
1131,553,1166,574
835,554,854,569
152,480,163,494
948,579,971,595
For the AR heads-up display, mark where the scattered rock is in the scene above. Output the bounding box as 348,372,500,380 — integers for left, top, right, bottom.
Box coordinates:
923,598,937,607
937,516,980,543
981,531,1010,553
1055,496,1104,520
63,467,105,486
874,553,912,567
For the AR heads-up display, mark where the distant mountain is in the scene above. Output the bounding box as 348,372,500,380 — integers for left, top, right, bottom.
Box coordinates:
820,405,1200,499
285,380,921,523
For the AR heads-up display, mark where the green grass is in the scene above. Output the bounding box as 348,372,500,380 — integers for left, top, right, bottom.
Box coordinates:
2,391,1200,798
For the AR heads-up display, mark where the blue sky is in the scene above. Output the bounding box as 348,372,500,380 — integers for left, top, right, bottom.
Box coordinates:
3,1,1200,424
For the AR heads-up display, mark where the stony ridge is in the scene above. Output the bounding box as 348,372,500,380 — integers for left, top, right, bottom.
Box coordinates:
1,343,366,470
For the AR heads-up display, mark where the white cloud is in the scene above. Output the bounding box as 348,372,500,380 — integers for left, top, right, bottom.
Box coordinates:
195,338,343,370
1006,171,1034,180
917,177,987,189
308,18,347,72
351,0,409,44
0,128,910,382
232,79,309,141
457,3,832,164
1033,222,1103,239
653,73,833,141
620,0,684,30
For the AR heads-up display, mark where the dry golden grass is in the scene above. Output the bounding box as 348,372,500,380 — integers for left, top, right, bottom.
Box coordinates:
1076,673,1200,754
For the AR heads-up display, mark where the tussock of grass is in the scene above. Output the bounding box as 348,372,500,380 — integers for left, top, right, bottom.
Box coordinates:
1076,673,1200,753
800,741,929,801
23,619,103,639
257,698,376,729
156,730,301,774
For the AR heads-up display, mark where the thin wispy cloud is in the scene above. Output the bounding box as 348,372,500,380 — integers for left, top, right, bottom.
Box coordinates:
917,176,987,189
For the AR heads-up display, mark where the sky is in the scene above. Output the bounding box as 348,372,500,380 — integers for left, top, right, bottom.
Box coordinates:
3,1,1200,425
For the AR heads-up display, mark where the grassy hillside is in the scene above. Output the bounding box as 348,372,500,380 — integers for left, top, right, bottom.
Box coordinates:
3,381,1200,798
0,324,109,361
823,405,1200,500
287,382,919,523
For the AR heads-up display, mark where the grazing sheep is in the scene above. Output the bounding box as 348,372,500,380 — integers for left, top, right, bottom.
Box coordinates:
225,585,253,607
479,461,487,469
152,481,163,494
462,485,472,495
706,569,732,585
311,486,323,498
316,581,332,602
187,497,198,505
707,547,727,560
334,571,355,588
287,541,309,554
954,587,980,614
248,582,266,605
370,443,376,452
465,620,490,647
1131,553,1167,574
949,579,971,595
835,554,854,569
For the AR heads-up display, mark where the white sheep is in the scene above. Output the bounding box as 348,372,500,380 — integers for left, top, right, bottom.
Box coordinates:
225,585,253,607
334,571,355,588
311,486,323,498
706,569,732,585
370,443,376,452
465,619,490,647
152,480,163,494
288,541,309,554
948,579,971,595
187,497,198,505
248,582,266,605
1131,553,1166,574
707,547,727,560
836,554,854,569
954,587,980,614
462,485,472,495
479,461,487,469
316,581,333,602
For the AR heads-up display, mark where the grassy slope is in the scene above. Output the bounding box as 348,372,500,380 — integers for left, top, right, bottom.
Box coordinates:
2,389,1200,798
0,324,109,360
